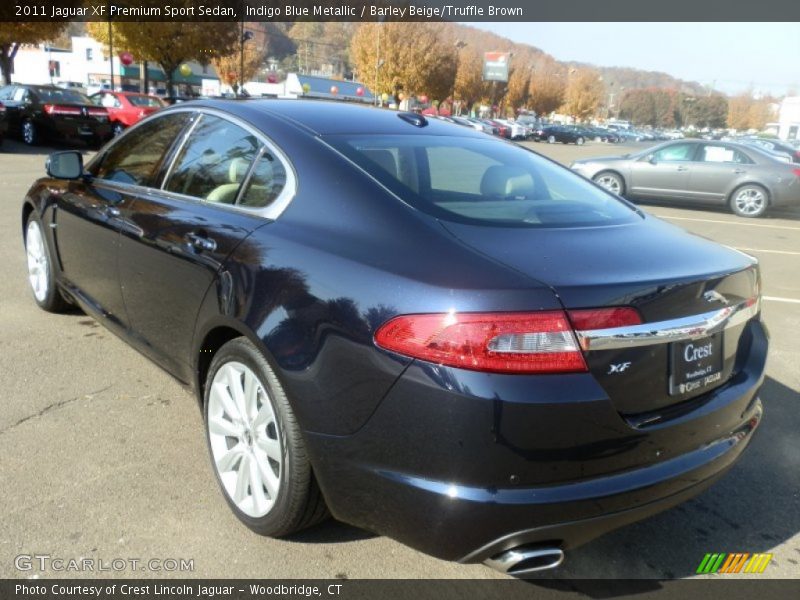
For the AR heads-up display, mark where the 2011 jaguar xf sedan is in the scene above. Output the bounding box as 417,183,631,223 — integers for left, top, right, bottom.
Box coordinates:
22,100,767,577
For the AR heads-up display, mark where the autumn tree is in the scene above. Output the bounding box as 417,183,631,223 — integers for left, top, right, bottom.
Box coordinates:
682,94,728,128
453,46,487,112
562,69,605,121
88,12,238,96
0,21,73,85
727,91,773,131
504,64,531,114
528,57,566,116
350,22,456,103
212,42,264,92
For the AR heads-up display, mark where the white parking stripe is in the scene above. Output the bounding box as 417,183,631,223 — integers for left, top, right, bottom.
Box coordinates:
735,247,800,256
763,296,800,304
656,215,800,231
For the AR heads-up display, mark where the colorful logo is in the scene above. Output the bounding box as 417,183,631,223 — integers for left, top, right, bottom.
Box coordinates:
696,553,773,574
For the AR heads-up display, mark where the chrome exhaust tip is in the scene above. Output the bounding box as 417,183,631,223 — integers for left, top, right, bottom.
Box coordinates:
484,546,565,577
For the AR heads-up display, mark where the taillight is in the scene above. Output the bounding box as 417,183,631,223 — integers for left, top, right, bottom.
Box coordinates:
0,102,5,113
567,307,642,331
87,108,108,118
374,311,587,374
792,168,800,178
44,104,81,116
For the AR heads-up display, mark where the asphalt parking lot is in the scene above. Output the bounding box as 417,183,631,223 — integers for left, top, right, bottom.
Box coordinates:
1,136,798,581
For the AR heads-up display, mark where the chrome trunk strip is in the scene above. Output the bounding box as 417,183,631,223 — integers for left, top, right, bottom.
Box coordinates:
576,299,759,351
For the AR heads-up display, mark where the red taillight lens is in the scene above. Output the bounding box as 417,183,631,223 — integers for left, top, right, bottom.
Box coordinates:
374,311,587,374
567,307,642,331
44,104,81,116
87,108,108,117
792,168,800,178
0,102,5,113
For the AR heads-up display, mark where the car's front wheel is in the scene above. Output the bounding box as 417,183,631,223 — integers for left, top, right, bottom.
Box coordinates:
547,135,556,144
576,136,585,145
204,338,328,536
25,213,70,312
730,184,769,218
593,171,625,196
112,122,125,137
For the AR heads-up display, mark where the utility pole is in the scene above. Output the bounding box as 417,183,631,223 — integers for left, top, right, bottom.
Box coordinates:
108,1,114,91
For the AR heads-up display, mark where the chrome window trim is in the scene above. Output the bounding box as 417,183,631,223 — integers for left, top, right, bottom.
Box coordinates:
576,298,760,351
87,105,298,221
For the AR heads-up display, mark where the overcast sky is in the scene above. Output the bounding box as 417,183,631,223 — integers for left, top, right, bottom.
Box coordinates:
473,22,800,96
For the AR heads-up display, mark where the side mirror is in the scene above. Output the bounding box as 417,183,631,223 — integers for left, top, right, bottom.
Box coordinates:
46,151,84,180
646,154,657,165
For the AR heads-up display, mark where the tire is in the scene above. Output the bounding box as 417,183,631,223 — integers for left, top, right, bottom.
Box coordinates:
22,119,38,146
593,171,625,196
112,122,125,137
24,212,70,312
204,337,329,537
547,135,556,144
576,136,585,145
730,184,769,218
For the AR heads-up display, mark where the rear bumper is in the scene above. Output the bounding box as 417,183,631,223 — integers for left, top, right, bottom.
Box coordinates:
305,319,767,562
46,117,111,140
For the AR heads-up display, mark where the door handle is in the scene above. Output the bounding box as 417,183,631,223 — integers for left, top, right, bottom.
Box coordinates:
185,232,217,252
105,206,121,217
676,166,689,172
733,169,746,174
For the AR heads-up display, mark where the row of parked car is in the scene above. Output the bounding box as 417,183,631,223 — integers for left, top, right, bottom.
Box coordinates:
0,83,165,148
435,115,684,146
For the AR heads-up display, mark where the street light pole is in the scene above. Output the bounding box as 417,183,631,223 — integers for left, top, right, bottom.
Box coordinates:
239,20,244,96
108,6,114,91
374,23,381,106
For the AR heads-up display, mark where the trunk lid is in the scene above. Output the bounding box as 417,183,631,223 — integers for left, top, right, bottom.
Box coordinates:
441,215,760,415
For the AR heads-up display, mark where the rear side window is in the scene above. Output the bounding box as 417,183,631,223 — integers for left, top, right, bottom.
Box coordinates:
128,94,164,107
92,112,192,185
239,152,288,208
165,115,260,203
699,145,753,164
328,134,639,228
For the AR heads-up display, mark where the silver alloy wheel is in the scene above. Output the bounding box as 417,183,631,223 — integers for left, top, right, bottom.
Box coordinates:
576,137,585,145
734,187,766,216
112,123,125,136
207,361,282,518
26,220,49,302
547,135,556,144
595,174,622,195
22,121,35,144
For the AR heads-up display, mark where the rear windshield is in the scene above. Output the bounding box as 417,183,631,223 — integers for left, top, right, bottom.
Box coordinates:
327,134,639,228
32,87,90,104
127,94,164,107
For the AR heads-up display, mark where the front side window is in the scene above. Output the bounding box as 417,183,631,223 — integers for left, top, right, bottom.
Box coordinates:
164,115,260,203
652,143,696,162
92,112,192,185
328,134,639,228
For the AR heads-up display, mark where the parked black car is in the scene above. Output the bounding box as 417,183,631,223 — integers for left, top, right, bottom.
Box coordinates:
533,125,586,145
0,100,8,146
0,84,111,146
22,101,766,576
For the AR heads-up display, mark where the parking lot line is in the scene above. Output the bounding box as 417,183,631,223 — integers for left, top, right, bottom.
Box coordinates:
735,247,800,256
763,296,800,304
657,215,800,231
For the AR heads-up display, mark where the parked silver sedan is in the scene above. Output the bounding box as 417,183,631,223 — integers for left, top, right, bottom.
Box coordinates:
571,139,800,217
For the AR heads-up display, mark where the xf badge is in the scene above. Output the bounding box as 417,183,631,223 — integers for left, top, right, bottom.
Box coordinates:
608,362,632,374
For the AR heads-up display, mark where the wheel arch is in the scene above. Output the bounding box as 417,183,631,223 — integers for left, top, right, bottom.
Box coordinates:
193,319,270,409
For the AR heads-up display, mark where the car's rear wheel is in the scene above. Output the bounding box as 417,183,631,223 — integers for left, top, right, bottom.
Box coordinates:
593,171,625,196
576,136,585,145
547,135,556,144
22,120,38,146
204,338,328,536
112,122,125,137
25,213,69,312
730,184,768,218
